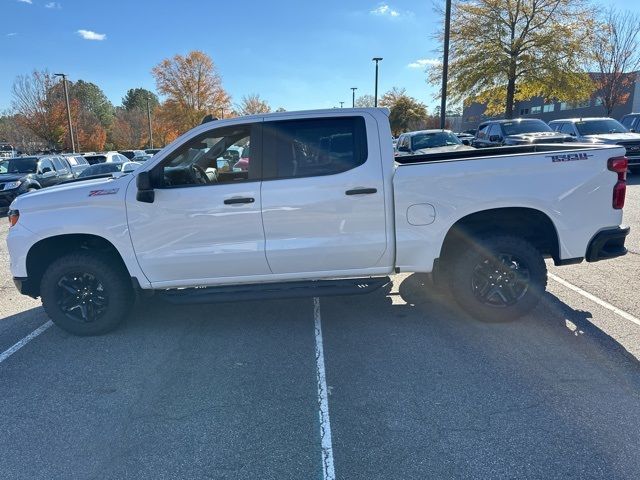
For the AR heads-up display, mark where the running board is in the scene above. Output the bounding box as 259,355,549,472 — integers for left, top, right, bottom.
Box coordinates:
157,276,392,305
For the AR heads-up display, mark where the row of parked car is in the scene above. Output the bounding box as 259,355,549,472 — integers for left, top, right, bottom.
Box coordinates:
0,148,161,210
393,114,640,173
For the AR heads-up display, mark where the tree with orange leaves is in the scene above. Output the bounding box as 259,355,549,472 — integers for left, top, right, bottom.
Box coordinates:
151,51,232,133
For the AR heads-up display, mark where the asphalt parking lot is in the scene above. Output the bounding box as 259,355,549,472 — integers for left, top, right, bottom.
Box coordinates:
1,176,640,480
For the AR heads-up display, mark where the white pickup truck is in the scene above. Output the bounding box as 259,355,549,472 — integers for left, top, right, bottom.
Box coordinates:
6,108,630,335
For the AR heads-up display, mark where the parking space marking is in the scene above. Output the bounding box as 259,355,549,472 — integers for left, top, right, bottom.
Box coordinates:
549,273,640,328
0,321,53,364
314,297,336,480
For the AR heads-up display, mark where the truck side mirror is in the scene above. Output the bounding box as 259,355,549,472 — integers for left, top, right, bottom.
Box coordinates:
136,171,155,203
397,145,410,152
461,139,470,146
489,135,500,142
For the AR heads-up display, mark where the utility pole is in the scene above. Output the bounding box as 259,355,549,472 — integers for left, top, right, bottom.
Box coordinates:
339,101,344,108
440,0,452,130
146,94,154,149
351,87,357,108
54,73,75,152
372,57,383,107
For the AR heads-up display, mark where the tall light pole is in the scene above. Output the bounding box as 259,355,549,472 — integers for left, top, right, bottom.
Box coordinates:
54,73,75,152
339,101,345,108
372,57,383,107
440,0,452,130
351,87,357,108
146,94,154,149
219,107,225,119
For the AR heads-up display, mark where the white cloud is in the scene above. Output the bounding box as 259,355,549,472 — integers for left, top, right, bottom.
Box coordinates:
408,58,442,69
45,2,61,8
17,0,33,4
371,3,400,17
6,32,18,37
77,29,106,41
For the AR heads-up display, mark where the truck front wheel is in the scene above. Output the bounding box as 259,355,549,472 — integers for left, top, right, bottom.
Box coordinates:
40,252,133,336
449,235,547,322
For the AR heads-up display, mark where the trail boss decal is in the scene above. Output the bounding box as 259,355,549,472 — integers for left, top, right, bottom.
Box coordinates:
89,188,119,197
548,152,592,163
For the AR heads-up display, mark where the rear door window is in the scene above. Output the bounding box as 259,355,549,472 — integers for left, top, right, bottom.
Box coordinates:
52,157,70,174
262,117,368,179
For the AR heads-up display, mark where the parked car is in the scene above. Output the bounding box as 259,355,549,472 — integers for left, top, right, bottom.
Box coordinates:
77,161,141,179
119,150,147,160
455,132,475,145
620,113,640,133
84,152,130,165
396,130,475,156
0,155,74,209
233,145,251,171
132,154,153,162
0,143,18,159
6,108,629,335
548,118,640,172
62,154,90,177
145,149,162,155
473,119,574,148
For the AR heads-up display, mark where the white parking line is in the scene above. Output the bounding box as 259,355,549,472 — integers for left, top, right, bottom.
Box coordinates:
549,273,640,328
313,297,336,480
0,321,53,364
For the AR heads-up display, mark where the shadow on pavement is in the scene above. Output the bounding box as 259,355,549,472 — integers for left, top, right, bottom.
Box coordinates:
317,273,640,479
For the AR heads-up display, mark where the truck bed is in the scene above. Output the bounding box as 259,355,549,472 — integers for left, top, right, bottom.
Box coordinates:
394,144,602,164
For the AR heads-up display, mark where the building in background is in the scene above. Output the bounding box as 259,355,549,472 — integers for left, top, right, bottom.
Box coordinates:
461,72,640,131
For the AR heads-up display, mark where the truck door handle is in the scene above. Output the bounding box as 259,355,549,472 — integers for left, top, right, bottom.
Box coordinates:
224,197,255,205
345,188,377,195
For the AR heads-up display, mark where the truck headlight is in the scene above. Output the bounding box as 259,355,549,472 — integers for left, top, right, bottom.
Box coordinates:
3,180,22,190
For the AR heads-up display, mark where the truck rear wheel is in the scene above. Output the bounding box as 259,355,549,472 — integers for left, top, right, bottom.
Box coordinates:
40,252,133,336
448,235,547,322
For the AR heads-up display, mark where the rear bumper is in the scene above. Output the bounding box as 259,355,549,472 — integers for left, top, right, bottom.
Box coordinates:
13,276,39,298
586,226,630,262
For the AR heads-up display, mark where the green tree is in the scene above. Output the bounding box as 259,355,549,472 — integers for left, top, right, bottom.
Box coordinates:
70,80,114,127
122,87,159,112
430,0,596,118
379,88,428,136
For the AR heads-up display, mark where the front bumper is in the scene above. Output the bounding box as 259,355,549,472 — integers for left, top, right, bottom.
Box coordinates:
0,189,20,208
586,226,630,262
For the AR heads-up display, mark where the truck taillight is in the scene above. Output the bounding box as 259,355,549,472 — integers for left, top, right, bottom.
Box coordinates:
8,209,19,227
608,156,627,209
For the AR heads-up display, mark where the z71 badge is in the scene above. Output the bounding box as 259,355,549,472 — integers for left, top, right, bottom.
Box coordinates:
548,152,592,163
88,188,119,197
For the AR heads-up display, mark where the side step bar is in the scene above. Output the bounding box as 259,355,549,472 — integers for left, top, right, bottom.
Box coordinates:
157,276,392,305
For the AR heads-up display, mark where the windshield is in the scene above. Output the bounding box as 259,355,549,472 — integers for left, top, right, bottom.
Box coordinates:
0,145,13,152
0,157,38,174
411,132,462,150
501,120,552,135
85,155,107,165
78,163,123,178
575,119,628,135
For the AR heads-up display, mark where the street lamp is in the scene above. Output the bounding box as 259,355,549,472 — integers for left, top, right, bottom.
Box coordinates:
146,94,154,149
351,87,357,108
440,0,452,129
54,73,75,153
339,101,345,108
372,57,383,107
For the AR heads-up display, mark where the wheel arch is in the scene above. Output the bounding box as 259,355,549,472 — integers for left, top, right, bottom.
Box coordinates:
439,207,560,267
26,233,131,297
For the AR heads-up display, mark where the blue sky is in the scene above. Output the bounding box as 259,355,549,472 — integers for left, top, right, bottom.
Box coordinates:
2,0,638,113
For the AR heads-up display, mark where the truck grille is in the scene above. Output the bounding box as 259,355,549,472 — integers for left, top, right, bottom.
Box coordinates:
618,142,640,158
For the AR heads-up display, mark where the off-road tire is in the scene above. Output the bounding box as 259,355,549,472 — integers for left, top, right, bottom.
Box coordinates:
40,252,133,336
